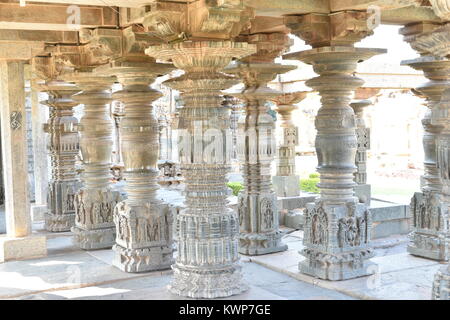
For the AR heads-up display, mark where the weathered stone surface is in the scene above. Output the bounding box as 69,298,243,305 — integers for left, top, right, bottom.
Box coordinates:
0,235,47,263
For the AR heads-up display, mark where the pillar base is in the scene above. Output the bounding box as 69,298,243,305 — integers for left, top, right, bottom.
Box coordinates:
168,264,248,299
0,235,47,263
432,265,450,300
239,232,287,255
299,249,376,281
273,175,300,197
407,232,449,261
71,226,115,250
112,244,174,273
408,191,449,261
300,201,374,280
31,204,47,222
44,213,75,232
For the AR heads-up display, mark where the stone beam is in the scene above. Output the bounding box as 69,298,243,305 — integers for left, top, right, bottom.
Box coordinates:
243,0,329,16
330,0,424,11
12,0,155,8
0,29,78,44
0,3,117,31
381,6,441,24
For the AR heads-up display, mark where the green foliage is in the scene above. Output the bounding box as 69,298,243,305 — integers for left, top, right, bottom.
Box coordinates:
300,173,320,193
227,182,244,196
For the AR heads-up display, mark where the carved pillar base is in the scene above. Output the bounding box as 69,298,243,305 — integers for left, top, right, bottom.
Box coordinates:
72,188,121,250
238,193,287,255
300,201,374,280
273,175,301,198
432,265,450,300
169,264,248,299
112,201,174,273
44,180,80,232
408,191,449,261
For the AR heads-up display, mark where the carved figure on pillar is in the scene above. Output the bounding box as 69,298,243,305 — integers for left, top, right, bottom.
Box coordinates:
284,11,386,280
271,91,308,197
144,0,255,298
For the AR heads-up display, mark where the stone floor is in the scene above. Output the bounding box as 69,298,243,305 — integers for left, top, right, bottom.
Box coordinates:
0,227,354,300
249,231,444,300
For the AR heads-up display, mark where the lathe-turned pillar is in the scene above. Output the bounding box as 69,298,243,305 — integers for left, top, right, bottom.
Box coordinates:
284,12,385,280
350,88,378,205
226,29,294,256
67,72,122,250
146,41,255,298
41,81,81,232
100,57,175,272
400,22,450,261
271,92,308,197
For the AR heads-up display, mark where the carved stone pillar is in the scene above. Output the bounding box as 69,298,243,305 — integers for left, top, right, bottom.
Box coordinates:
226,30,294,256
99,57,175,272
271,92,308,197
284,12,385,280
400,22,450,261
146,41,255,297
41,81,81,232
66,72,122,250
406,14,450,298
350,88,378,205
223,95,242,161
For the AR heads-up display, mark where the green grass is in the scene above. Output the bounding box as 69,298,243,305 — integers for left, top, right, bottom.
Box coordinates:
227,182,244,196
300,173,320,193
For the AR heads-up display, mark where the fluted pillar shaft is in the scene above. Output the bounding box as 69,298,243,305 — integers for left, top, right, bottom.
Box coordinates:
67,73,122,250
41,81,81,232
104,60,175,272
146,41,255,298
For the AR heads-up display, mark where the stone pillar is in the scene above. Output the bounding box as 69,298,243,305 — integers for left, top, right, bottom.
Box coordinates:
404,9,450,297
30,81,49,221
284,12,385,280
98,57,175,273
223,95,242,161
350,88,378,205
271,92,308,197
66,72,122,250
146,40,255,298
400,22,450,261
0,60,46,262
226,29,294,256
40,81,81,232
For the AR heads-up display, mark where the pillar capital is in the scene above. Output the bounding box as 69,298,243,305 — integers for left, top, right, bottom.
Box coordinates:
430,0,450,20
285,11,374,48
142,0,254,42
